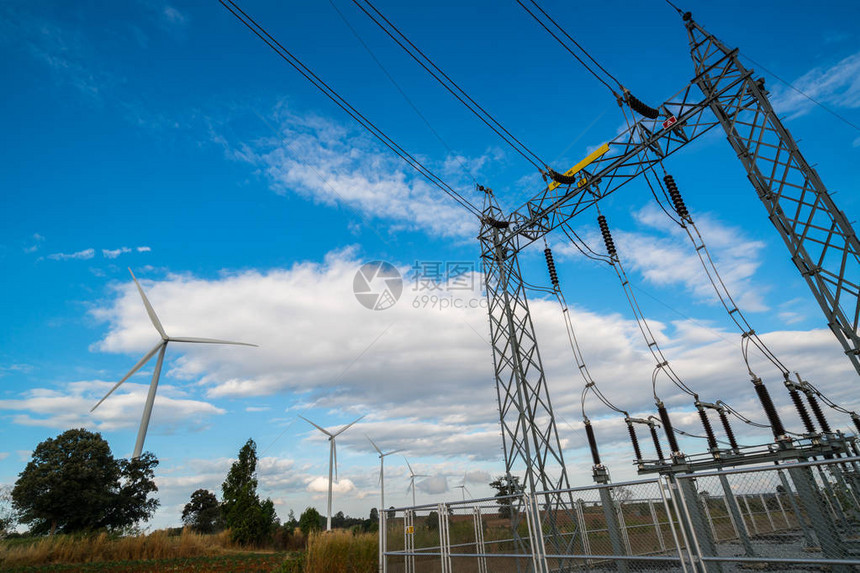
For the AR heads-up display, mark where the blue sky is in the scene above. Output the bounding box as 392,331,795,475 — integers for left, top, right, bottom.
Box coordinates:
2,0,859,529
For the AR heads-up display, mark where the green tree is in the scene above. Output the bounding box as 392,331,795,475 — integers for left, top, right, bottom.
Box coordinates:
489,475,522,519
11,429,159,535
221,438,278,545
182,489,224,533
0,485,17,538
298,507,323,536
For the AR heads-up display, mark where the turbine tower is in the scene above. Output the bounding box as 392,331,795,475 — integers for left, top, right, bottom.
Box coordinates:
301,415,364,531
91,269,257,459
368,436,401,573
404,457,429,507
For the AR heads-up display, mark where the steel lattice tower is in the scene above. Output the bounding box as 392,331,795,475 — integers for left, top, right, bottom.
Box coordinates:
685,15,860,375
480,14,860,569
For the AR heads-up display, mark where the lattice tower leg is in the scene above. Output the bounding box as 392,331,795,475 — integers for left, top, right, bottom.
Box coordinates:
686,16,860,376
481,207,578,565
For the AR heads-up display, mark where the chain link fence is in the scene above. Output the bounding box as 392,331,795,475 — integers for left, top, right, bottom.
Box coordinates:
382,457,860,572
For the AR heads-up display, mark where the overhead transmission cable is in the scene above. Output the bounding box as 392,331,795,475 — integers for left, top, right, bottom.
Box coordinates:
350,0,549,174
538,241,674,466
646,164,860,434
326,0,481,187
517,0,660,120
218,0,482,219
560,212,796,455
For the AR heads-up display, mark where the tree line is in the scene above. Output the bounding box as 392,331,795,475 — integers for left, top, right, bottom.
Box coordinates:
1,429,379,544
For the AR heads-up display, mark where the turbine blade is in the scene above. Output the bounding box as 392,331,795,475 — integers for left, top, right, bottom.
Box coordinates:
382,448,404,458
367,435,382,456
129,268,167,340
333,439,338,482
168,336,257,347
91,341,164,412
404,456,414,475
332,414,365,437
464,486,472,497
299,415,333,436
133,344,166,459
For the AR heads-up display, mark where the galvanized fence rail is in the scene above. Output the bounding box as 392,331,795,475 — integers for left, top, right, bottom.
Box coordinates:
382,457,860,572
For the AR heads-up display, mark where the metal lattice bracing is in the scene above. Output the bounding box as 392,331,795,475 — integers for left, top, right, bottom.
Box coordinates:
480,194,578,567
481,211,570,496
488,16,860,379
685,17,860,376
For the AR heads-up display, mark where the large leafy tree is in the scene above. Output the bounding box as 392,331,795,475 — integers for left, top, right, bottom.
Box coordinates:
221,438,278,544
182,489,224,534
12,429,159,535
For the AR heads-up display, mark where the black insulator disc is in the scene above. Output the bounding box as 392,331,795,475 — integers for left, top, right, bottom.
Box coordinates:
658,405,681,454
755,384,786,438
585,422,601,466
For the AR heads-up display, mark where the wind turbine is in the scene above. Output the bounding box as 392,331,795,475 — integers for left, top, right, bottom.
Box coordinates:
367,436,401,573
454,472,472,502
404,457,429,507
90,268,257,459
301,414,365,531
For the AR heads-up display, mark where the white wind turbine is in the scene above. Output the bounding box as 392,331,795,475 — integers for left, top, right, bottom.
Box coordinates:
404,457,429,507
300,414,365,531
454,472,472,502
367,436,401,573
91,268,257,459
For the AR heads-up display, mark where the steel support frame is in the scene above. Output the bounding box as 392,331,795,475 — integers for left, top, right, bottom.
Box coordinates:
685,18,860,375
480,196,578,566
477,13,859,571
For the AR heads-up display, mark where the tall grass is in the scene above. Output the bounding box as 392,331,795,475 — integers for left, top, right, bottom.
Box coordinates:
0,528,236,567
304,530,377,573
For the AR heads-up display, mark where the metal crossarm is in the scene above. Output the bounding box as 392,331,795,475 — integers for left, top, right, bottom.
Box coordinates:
498,48,747,248
488,15,860,378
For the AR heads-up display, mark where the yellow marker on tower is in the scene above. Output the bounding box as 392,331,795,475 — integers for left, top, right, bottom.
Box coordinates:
548,142,610,192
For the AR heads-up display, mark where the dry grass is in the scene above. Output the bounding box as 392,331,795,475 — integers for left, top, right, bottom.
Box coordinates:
0,528,237,567
305,530,377,573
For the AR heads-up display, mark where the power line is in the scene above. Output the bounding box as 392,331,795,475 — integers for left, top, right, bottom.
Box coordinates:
740,54,860,133
350,0,549,173
326,0,481,186
218,0,482,218
516,0,621,97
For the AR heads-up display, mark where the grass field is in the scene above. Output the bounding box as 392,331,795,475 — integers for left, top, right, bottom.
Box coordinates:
0,529,378,573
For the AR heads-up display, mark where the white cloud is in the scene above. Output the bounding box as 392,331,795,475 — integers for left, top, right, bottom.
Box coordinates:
137,246,152,252
103,247,132,259
559,204,769,311
23,233,45,253
0,453,8,461
162,6,187,26
215,107,483,239
0,380,225,434
47,248,95,261
306,476,356,495
82,248,860,470
417,475,449,495
770,51,860,119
